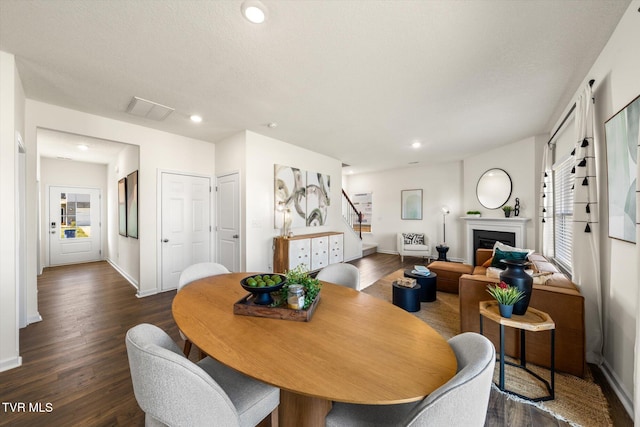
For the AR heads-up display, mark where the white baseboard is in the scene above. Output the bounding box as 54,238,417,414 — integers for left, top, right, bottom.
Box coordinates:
106,258,139,290
601,360,634,419
0,356,22,373
136,288,158,298
27,313,42,325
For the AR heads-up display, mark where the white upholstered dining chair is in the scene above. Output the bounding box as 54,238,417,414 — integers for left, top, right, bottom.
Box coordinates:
316,263,360,290
325,332,495,427
178,262,230,357
126,323,279,427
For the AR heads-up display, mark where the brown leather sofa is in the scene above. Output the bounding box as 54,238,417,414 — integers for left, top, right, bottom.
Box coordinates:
457,249,586,377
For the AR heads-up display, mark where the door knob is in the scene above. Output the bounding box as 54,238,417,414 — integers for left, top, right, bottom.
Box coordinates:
233,234,239,238
162,239,169,243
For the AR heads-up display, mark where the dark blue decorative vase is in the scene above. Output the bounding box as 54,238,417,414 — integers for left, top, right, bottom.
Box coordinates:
499,259,533,315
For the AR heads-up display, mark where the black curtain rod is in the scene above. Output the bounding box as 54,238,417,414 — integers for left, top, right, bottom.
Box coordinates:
547,79,595,146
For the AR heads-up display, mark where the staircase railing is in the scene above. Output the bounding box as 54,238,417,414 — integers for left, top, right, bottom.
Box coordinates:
341,190,363,239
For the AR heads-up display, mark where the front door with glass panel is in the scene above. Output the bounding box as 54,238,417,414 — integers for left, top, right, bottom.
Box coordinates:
49,186,102,266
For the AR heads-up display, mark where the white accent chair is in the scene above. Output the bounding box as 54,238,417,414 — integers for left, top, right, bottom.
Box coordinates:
316,263,360,290
325,332,495,427
126,323,279,427
178,262,230,357
397,233,431,262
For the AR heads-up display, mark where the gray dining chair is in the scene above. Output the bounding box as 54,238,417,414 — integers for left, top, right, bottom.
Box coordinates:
316,263,360,290
178,262,230,357
325,332,495,427
126,323,279,427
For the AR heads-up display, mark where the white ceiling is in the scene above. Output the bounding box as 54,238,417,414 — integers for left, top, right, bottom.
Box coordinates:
0,0,631,173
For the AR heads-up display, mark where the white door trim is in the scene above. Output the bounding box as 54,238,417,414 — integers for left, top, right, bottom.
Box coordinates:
156,169,214,294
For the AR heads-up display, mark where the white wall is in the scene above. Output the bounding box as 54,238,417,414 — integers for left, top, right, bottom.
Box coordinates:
545,1,639,417
0,51,25,371
107,144,140,285
25,100,216,300
462,135,544,258
244,131,356,272
345,161,464,260
39,158,108,267
215,131,247,270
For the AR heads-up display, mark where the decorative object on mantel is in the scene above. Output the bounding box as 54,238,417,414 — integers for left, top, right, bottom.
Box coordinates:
513,197,520,217
499,259,533,315
486,281,524,318
466,210,481,217
502,205,513,218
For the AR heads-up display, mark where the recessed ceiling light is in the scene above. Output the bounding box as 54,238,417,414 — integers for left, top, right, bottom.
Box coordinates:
77,144,89,151
190,115,203,123
411,141,421,149
242,0,267,24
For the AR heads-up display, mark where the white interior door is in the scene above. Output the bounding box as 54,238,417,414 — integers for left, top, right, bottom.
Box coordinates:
216,173,240,272
161,172,211,291
48,186,102,266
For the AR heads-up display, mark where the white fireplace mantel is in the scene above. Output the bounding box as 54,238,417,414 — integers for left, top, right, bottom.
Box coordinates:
461,217,531,264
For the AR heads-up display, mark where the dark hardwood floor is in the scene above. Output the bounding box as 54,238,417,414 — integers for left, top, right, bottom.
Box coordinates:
0,254,632,426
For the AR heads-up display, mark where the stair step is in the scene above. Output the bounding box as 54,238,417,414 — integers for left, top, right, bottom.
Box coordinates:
362,243,378,257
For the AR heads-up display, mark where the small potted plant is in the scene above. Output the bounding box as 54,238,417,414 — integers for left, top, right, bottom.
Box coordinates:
487,281,524,318
280,264,322,310
466,210,481,218
502,205,513,218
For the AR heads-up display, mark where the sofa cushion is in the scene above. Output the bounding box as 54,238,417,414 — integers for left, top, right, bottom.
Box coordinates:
490,247,529,269
404,244,429,251
493,241,535,257
402,233,424,245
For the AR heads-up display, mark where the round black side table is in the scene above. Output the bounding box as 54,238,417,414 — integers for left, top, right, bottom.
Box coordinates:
435,245,449,262
404,270,438,302
392,283,421,312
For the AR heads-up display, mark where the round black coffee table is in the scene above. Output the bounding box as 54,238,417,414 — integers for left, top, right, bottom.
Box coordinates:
404,269,437,302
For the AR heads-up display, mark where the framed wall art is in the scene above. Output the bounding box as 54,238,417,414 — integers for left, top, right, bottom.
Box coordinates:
126,170,139,239
401,189,423,220
118,177,127,237
604,94,639,243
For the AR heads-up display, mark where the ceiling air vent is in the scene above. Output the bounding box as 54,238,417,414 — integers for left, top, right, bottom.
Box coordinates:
126,96,174,121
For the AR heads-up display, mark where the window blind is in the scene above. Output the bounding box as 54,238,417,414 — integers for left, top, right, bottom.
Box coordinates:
553,155,574,273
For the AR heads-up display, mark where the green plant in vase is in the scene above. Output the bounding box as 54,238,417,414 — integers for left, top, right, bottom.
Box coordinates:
279,264,322,309
487,281,524,305
502,205,513,217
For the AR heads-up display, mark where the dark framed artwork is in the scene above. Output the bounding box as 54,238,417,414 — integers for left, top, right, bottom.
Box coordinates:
401,189,423,220
604,94,639,243
118,177,127,237
126,170,139,239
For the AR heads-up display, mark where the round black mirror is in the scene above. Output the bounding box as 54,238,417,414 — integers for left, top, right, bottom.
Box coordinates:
476,168,512,209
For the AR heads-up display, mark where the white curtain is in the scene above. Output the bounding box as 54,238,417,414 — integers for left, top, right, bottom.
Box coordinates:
539,143,554,258
572,83,603,364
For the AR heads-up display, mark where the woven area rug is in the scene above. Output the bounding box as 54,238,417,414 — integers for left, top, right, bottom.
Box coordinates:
363,268,612,427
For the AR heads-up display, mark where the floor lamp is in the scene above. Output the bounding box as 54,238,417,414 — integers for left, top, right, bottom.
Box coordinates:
436,206,450,262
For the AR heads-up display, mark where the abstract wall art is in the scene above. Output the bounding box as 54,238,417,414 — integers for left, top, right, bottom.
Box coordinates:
274,164,331,229
605,94,639,243
306,171,330,226
118,177,127,237
126,170,139,239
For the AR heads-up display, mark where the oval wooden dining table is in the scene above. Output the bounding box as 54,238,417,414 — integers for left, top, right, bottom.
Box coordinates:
172,273,457,427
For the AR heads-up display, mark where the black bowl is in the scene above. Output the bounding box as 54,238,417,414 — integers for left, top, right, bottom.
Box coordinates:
240,273,287,305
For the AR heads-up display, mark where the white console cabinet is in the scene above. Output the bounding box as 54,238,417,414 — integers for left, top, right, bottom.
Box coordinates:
274,232,344,273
